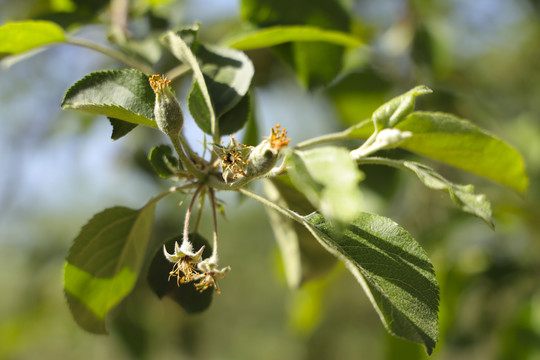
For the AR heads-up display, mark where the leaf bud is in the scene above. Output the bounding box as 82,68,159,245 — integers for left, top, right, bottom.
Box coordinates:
372,85,432,130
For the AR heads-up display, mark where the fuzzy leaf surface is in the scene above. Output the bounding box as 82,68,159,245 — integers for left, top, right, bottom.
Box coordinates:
302,212,439,354
64,205,155,333
62,69,156,128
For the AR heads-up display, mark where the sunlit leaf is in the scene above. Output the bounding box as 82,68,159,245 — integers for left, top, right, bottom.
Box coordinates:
302,212,439,354
287,147,364,224
0,21,66,56
240,0,352,88
226,25,362,50
64,204,156,333
346,112,528,193
397,112,528,193
62,69,156,128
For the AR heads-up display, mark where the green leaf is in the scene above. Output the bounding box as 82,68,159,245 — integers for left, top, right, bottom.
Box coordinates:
402,161,494,227
161,28,216,135
293,41,344,88
287,147,364,224
372,86,432,130
240,0,352,88
328,69,393,126
147,234,214,313
148,145,180,178
396,112,528,193
263,177,337,289
163,28,254,135
108,118,138,140
226,25,362,50
361,158,494,227
345,112,529,193
302,212,439,354
241,93,260,146
62,69,156,128
64,204,156,333
0,21,66,56
217,91,252,135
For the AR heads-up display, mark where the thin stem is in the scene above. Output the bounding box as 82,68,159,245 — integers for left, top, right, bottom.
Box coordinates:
179,134,205,165
294,118,372,150
349,131,378,159
294,129,350,150
66,38,153,74
110,0,129,45
208,189,219,259
192,191,206,234
183,186,204,245
355,156,407,169
237,188,304,224
147,182,196,207
170,134,207,180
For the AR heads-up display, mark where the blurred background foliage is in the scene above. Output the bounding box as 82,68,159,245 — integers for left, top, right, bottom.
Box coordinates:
1,0,539,359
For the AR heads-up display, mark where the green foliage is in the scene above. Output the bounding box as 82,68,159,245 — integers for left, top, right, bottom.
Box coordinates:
64,204,156,333
302,212,439,354
109,118,138,140
287,147,364,224
148,145,180,178
226,25,363,50
62,69,157,129
263,177,336,288
240,0,352,87
1,1,532,357
396,112,529,194
372,86,432,130
347,112,528,193
400,161,494,228
162,27,254,136
0,21,65,56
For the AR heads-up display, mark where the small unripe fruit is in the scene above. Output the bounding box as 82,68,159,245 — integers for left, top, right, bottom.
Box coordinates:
149,75,184,137
246,124,290,177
